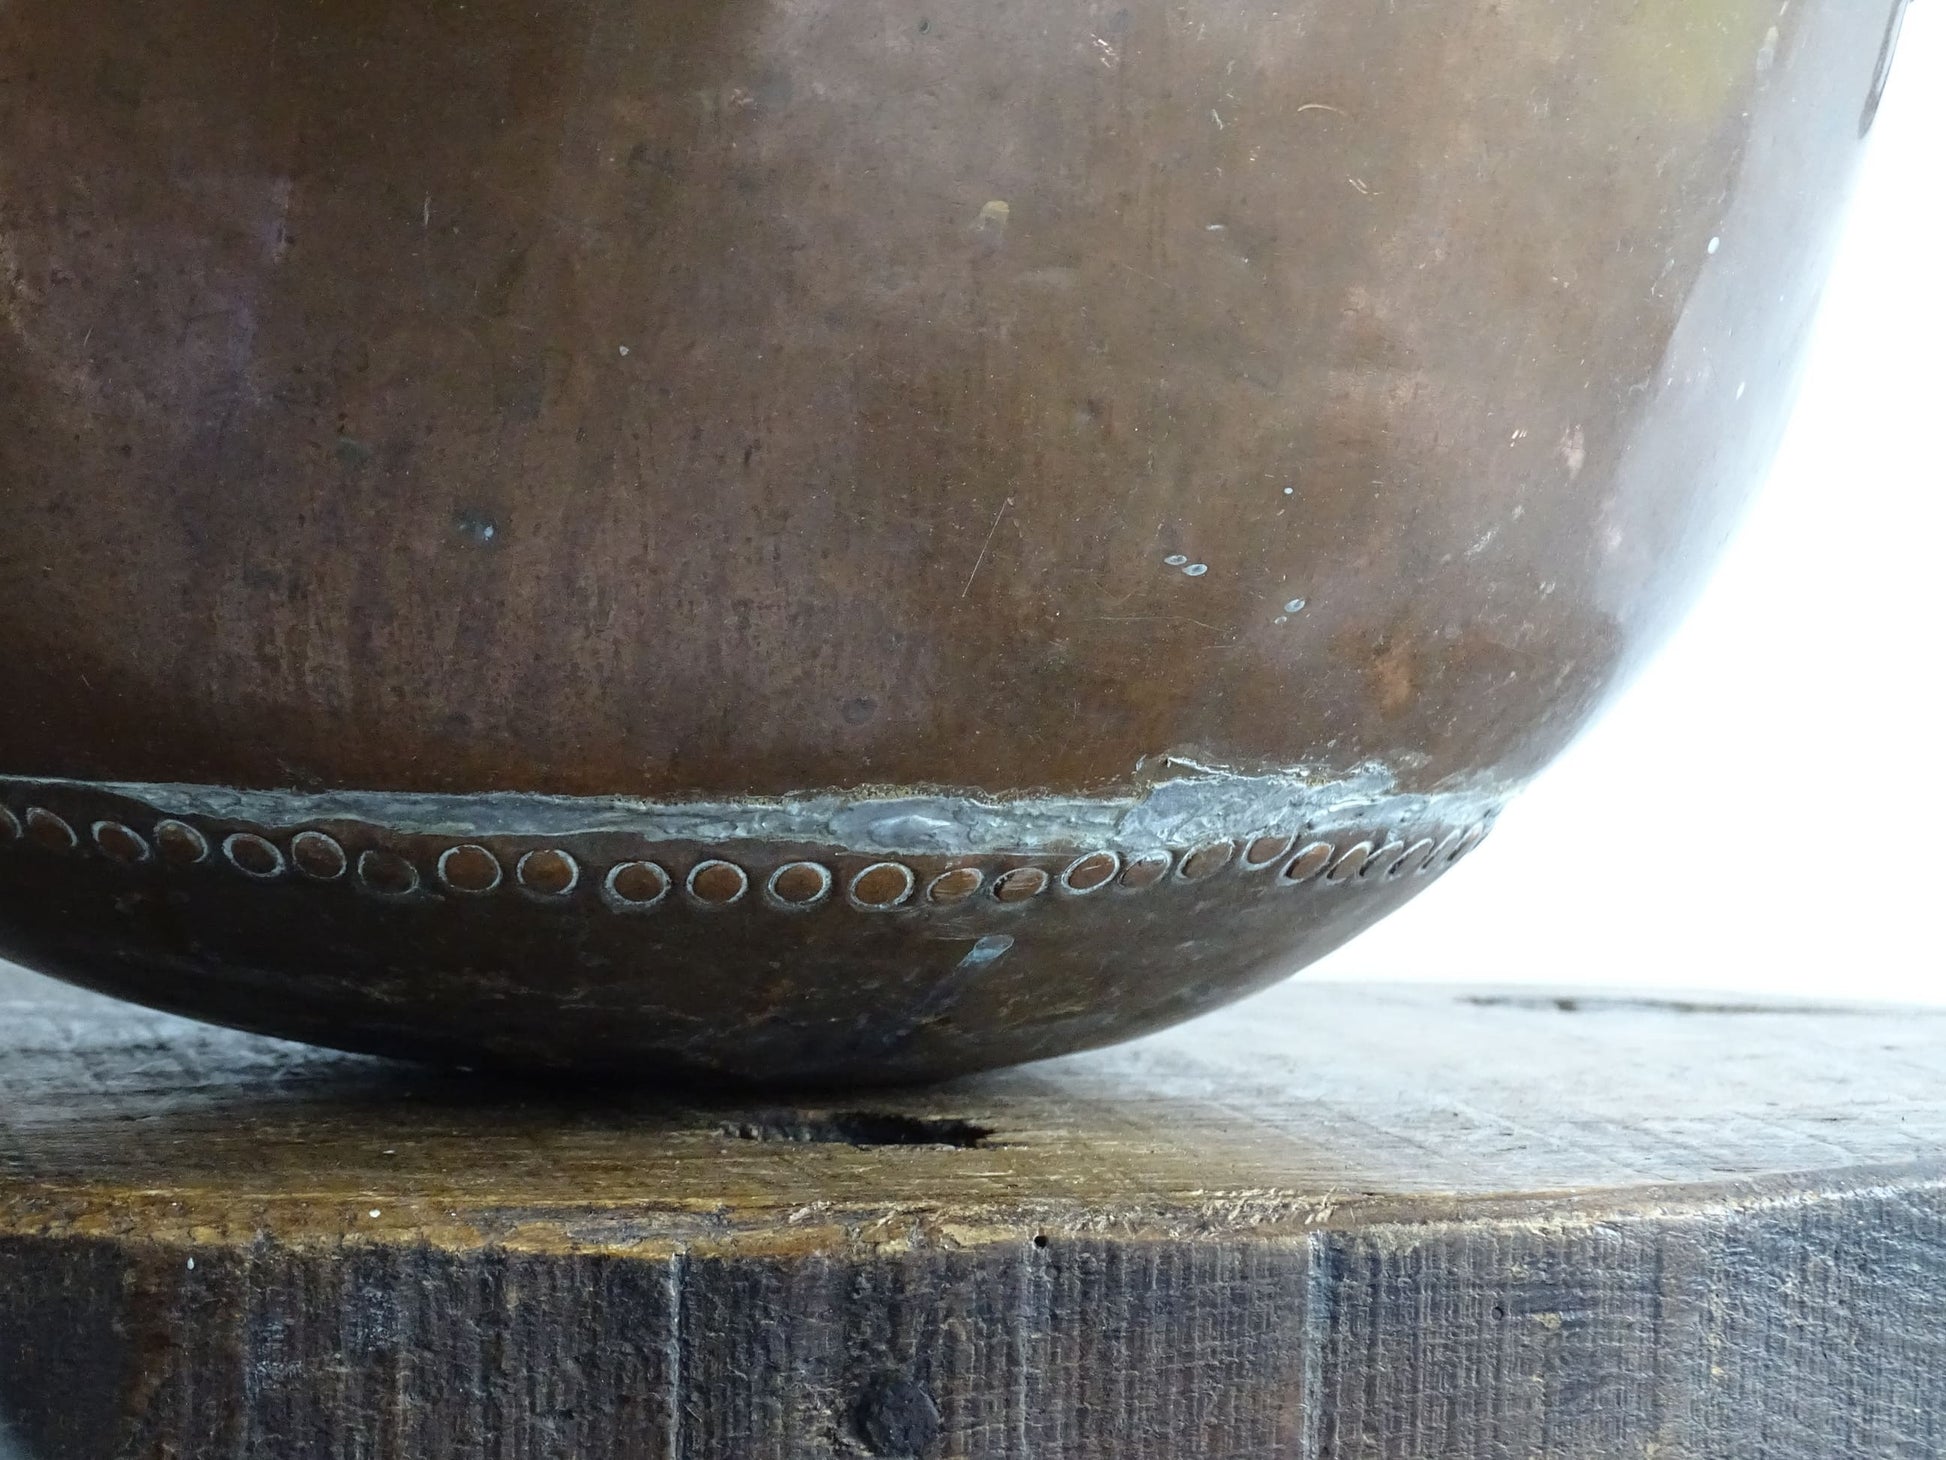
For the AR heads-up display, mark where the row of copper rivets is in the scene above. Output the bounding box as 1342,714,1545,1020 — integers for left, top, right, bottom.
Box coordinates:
0,803,1486,910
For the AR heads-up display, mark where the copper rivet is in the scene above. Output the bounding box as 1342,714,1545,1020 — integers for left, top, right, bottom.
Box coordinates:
1242,834,1296,870
518,848,581,897
1061,850,1121,894
358,849,420,897
993,866,1050,903
1391,838,1438,877
291,830,347,881
92,821,151,865
606,860,671,909
1327,841,1375,882
769,861,833,908
1119,851,1174,889
223,833,284,880
1179,840,1235,881
1361,839,1409,879
440,844,504,894
154,819,209,866
25,808,77,854
688,859,749,906
850,862,916,909
1282,842,1336,884
927,867,985,904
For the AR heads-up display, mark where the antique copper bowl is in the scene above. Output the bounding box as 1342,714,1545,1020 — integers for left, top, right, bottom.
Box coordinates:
0,0,1905,1080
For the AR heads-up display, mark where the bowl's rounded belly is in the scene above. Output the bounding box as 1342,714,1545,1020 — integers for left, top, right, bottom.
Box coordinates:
0,0,1897,1077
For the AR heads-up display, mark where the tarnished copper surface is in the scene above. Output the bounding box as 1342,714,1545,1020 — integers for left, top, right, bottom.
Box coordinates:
0,0,1902,1079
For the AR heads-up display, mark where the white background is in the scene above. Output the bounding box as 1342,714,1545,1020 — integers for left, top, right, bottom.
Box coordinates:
1311,0,1945,1005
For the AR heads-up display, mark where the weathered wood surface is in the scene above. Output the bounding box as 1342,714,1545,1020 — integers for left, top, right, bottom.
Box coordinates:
2,967,1943,1460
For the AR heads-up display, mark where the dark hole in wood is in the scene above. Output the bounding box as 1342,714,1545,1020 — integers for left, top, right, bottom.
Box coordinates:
720,1112,992,1148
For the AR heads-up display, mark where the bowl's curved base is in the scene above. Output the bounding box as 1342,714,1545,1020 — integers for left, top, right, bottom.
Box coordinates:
0,774,1494,1083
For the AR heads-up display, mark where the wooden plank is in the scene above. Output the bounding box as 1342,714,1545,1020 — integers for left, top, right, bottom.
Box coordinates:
1,968,1942,1459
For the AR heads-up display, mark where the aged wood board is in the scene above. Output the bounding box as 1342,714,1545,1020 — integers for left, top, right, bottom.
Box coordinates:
1,966,1943,1460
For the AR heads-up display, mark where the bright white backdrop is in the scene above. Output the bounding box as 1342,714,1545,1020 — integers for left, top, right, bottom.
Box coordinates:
1310,0,1945,1004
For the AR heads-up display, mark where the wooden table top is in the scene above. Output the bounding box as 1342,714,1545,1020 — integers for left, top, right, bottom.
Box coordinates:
4,968,1943,1245
2,967,1942,1460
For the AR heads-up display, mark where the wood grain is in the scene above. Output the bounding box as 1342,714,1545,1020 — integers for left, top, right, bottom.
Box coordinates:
2,968,1942,1459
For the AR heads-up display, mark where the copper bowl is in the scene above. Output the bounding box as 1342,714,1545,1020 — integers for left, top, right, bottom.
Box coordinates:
0,0,1907,1079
